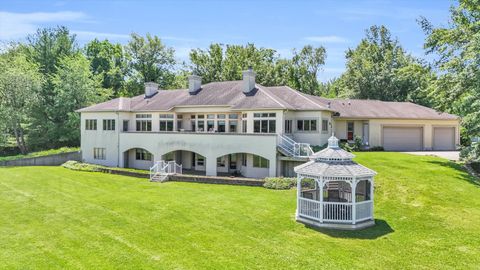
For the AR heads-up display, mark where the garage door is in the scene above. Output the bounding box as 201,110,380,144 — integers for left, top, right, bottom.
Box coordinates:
383,127,423,151
433,127,455,150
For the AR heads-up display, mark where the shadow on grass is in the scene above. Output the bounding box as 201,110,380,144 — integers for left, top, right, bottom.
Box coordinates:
305,219,394,239
427,160,480,187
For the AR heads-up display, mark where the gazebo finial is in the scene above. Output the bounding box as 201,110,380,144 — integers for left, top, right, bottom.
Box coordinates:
327,134,339,148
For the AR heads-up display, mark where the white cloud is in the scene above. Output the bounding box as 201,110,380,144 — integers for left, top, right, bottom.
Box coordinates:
304,35,349,44
0,11,87,40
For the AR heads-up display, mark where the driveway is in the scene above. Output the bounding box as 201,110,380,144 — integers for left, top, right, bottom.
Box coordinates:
402,151,460,161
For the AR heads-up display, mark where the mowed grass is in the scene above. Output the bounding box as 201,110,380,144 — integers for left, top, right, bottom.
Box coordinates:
0,153,479,269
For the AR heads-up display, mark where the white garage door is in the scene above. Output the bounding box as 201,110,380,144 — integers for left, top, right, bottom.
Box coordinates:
383,127,423,151
433,127,455,150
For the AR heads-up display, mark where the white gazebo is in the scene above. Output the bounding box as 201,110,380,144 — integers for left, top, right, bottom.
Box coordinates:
294,135,376,230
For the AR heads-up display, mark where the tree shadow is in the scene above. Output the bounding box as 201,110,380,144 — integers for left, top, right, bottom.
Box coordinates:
427,160,480,187
305,219,394,239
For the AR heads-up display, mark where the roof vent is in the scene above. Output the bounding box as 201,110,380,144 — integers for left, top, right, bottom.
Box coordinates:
188,75,202,94
242,67,256,94
144,82,158,98
327,101,331,108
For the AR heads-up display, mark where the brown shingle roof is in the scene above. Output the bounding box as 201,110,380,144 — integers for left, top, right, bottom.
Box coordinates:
77,81,459,120
307,96,459,120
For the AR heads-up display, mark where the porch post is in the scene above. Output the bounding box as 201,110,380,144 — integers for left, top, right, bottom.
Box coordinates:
296,176,302,217
205,155,217,176
319,177,324,223
370,177,374,220
352,177,357,225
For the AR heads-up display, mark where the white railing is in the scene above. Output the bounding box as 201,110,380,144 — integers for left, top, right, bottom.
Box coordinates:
149,160,183,181
298,197,322,220
298,198,373,224
277,134,314,158
323,202,352,223
355,200,373,222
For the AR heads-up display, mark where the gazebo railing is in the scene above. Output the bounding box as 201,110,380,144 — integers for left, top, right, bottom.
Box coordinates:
355,200,373,222
298,197,373,224
323,202,352,223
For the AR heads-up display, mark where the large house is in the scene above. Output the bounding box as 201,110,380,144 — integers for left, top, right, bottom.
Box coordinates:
78,69,460,178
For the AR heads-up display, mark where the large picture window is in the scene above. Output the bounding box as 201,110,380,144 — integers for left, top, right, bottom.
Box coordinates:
253,155,269,168
253,113,276,133
136,114,152,132
297,119,317,132
159,114,174,131
85,119,97,130
135,149,152,161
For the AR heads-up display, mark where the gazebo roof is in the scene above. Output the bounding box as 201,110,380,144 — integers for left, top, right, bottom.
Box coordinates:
294,135,376,178
294,160,376,178
309,135,355,162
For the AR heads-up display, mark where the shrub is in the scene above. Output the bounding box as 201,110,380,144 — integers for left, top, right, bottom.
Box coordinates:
263,177,296,190
460,143,480,163
62,160,102,172
311,143,328,152
368,146,384,151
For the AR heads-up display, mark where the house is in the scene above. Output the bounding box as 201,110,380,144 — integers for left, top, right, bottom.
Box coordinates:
77,69,460,178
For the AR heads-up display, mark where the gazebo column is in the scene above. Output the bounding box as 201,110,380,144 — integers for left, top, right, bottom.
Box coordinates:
319,177,324,223
296,176,302,216
370,178,374,220
352,178,357,225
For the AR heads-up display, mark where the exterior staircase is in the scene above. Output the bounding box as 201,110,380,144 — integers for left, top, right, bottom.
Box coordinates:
277,134,314,158
150,160,183,182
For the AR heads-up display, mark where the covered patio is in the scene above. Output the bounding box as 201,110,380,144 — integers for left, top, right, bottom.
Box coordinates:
294,135,376,230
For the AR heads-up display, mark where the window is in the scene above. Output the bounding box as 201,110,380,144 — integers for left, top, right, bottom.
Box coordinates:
253,113,276,133
85,119,97,130
207,120,215,132
197,120,205,132
285,120,292,133
197,155,205,166
159,114,174,132
123,120,129,132
217,114,226,119
322,120,329,133
228,114,238,119
207,114,215,119
242,120,247,133
229,154,237,170
217,156,226,167
297,120,317,132
253,155,269,168
135,149,152,161
93,148,105,160
218,120,226,132
136,114,152,131
347,122,354,140
103,119,115,131
229,120,238,133
242,154,247,166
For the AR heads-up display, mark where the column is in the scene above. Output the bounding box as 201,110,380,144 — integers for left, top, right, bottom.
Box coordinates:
352,178,356,225
205,155,217,176
296,176,302,217
319,177,324,223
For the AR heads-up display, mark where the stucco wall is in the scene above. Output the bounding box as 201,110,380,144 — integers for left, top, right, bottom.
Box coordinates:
285,110,332,146
118,132,277,177
334,118,460,150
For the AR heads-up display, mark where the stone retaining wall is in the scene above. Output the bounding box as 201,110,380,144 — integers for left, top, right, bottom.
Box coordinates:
0,151,82,167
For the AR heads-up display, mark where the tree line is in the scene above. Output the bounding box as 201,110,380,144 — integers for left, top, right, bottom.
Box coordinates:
0,0,478,161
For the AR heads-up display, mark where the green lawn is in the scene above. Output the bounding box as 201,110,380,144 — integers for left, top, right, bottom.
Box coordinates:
0,147,80,162
0,153,479,269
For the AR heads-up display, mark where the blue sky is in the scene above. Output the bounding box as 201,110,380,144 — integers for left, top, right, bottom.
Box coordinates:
0,0,453,81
